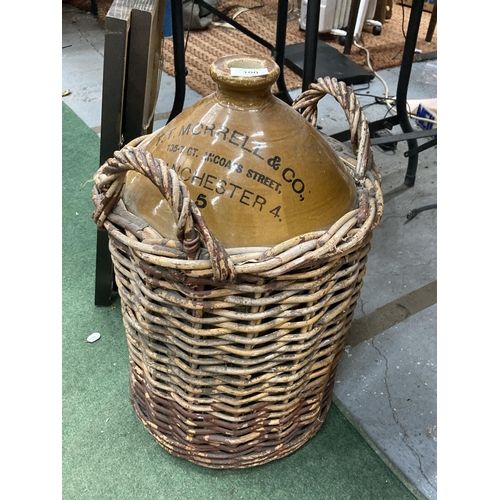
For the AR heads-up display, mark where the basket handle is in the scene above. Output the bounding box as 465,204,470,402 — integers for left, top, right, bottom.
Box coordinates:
91,146,236,282
92,78,375,282
292,77,377,184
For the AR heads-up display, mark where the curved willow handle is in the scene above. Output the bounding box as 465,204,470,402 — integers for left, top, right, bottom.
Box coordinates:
91,146,236,282
91,78,378,282
292,77,377,184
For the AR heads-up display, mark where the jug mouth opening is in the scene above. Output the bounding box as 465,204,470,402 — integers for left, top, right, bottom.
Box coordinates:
226,58,269,70
210,55,280,92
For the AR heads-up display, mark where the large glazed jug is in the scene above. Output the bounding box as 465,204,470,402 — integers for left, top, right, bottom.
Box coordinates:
122,55,356,247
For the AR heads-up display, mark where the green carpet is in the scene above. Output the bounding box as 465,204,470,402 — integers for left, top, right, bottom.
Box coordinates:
62,102,418,500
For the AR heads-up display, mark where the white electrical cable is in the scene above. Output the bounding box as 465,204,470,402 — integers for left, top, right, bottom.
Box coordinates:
354,40,390,100
211,7,250,28
211,1,265,28
407,113,438,125
354,40,437,127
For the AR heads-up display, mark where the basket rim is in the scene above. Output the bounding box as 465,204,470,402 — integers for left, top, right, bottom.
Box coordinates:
91,77,384,281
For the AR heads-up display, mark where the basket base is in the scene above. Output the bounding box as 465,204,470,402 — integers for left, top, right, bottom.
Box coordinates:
128,359,338,469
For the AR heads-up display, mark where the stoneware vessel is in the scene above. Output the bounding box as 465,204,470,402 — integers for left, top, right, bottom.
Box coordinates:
122,54,356,247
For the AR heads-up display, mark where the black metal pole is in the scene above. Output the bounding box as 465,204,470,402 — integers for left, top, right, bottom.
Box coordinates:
425,0,437,42
275,0,292,104
302,0,320,92
343,0,361,55
168,0,186,123
397,0,424,187
94,230,115,306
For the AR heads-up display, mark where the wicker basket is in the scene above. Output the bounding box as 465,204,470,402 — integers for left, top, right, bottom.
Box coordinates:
91,77,383,469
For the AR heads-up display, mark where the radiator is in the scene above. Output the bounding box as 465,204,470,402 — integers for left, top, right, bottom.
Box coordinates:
299,0,379,37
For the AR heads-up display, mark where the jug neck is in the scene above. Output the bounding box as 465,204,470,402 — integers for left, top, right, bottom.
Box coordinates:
210,55,280,109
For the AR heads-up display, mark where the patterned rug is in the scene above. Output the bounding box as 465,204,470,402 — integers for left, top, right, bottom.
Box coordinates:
64,0,437,96
164,0,437,96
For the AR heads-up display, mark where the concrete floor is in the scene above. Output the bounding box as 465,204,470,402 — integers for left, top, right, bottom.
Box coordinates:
62,4,437,499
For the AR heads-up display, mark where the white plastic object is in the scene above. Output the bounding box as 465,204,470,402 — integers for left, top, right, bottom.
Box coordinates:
86,332,101,343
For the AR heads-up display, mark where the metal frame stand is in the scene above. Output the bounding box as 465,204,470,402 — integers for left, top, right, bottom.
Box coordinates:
329,0,435,187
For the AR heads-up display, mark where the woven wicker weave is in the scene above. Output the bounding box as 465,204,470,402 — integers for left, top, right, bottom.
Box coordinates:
91,77,383,468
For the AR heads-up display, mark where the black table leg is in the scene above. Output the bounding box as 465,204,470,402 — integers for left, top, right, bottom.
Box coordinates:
94,230,115,306
167,0,186,123
397,0,424,187
274,0,293,104
302,0,320,92
343,0,361,55
425,0,437,42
